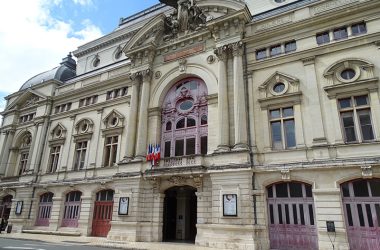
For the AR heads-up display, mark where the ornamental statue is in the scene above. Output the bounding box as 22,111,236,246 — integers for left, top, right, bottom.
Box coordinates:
161,0,207,40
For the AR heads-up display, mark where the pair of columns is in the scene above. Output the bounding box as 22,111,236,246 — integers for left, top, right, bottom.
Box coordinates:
214,41,248,151
125,69,152,160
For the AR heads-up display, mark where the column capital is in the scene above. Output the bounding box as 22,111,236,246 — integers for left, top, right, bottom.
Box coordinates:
141,68,153,82
214,45,229,61
229,41,244,57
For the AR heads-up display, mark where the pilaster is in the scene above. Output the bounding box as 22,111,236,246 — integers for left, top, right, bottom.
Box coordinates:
214,45,230,152
0,129,15,175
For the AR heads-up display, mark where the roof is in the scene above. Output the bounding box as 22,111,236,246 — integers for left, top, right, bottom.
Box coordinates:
19,54,76,91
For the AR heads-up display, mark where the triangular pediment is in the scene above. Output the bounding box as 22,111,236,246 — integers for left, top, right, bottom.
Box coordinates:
5,90,47,112
123,14,166,55
259,71,299,90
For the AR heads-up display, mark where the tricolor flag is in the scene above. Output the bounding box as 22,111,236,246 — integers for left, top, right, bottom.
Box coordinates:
147,143,161,166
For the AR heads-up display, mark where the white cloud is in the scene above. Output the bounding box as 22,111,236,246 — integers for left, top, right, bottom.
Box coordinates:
0,0,102,96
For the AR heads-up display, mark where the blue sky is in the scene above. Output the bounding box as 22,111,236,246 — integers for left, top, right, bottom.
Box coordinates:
0,0,160,112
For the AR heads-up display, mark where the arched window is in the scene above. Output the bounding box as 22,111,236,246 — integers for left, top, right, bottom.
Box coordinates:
18,132,32,176
62,191,82,228
161,78,208,158
35,192,53,226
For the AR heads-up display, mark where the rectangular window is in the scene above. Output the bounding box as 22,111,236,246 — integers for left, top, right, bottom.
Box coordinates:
200,136,207,155
186,138,196,155
256,48,267,60
18,152,29,175
175,139,184,156
164,141,171,158
104,136,118,167
74,141,87,170
351,22,367,35
285,41,296,53
270,44,281,56
338,95,374,143
48,146,60,173
269,107,296,150
316,32,330,45
333,27,348,40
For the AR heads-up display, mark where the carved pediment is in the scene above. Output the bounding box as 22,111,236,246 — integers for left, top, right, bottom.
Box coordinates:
103,109,125,129
258,72,302,109
5,90,46,112
323,58,378,98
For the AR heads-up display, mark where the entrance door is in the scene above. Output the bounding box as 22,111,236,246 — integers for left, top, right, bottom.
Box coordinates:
92,190,114,237
163,186,197,242
341,179,380,250
62,191,81,228
267,182,318,250
0,195,12,231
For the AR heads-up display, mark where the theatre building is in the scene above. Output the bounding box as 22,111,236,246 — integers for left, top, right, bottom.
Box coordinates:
1,0,380,249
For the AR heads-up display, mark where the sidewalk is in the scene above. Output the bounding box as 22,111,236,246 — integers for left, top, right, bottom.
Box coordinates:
0,232,223,250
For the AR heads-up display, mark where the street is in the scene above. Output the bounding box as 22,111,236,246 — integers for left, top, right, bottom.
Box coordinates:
0,238,115,250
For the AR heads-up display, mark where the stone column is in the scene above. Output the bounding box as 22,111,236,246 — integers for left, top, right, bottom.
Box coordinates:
230,41,248,150
124,74,141,160
135,69,152,159
302,57,327,145
28,120,48,173
214,46,230,151
0,129,15,175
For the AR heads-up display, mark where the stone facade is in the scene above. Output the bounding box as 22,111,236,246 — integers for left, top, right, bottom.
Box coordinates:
1,0,380,249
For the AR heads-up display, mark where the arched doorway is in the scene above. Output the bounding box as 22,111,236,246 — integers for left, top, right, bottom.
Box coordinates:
0,195,12,231
62,191,82,228
163,186,197,243
35,192,54,226
267,182,318,250
92,189,114,237
341,178,380,250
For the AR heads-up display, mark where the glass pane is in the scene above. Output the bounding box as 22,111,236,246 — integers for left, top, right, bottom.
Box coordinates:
271,122,282,149
187,118,196,127
309,205,314,225
166,122,172,131
282,107,294,117
284,120,296,148
355,95,368,106
342,183,350,197
366,204,374,227
201,136,207,155
285,41,296,52
278,204,283,224
376,204,380,227
175,140,184,156
201,115,207,125
358,110,374,140
285,204,290,224
293,204,298,224
357,204,365,226
352,23,367,35
353,180,369,197
267,186,273,198
342,112,356,142
369,179,380,197
179,100,193,111
270,109,280,119
289,183,303,197
339,98,352,109
300,204,305,225
273,83,285,93
176,118,185,129
306,185,313,197
164,141,171,158
346,204,353,226
256,49,266,60
341,69,356,80
186,138,196,155
270,45,281,56
334,27,348,40
276,183,288,198
269,204,274,224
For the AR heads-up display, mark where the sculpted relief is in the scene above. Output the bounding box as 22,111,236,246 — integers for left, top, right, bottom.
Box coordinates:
162,0,207,41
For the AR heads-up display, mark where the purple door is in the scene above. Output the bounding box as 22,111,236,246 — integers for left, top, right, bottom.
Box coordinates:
62,191,81,228
35,193,53,226
341,179,380,250
267,182,318,250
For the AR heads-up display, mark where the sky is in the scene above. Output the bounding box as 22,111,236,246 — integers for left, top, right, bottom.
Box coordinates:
0,0,160,113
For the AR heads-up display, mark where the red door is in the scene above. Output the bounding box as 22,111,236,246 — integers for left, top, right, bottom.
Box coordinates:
92,190,114,237
267,182,318,250
341,179,380,250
